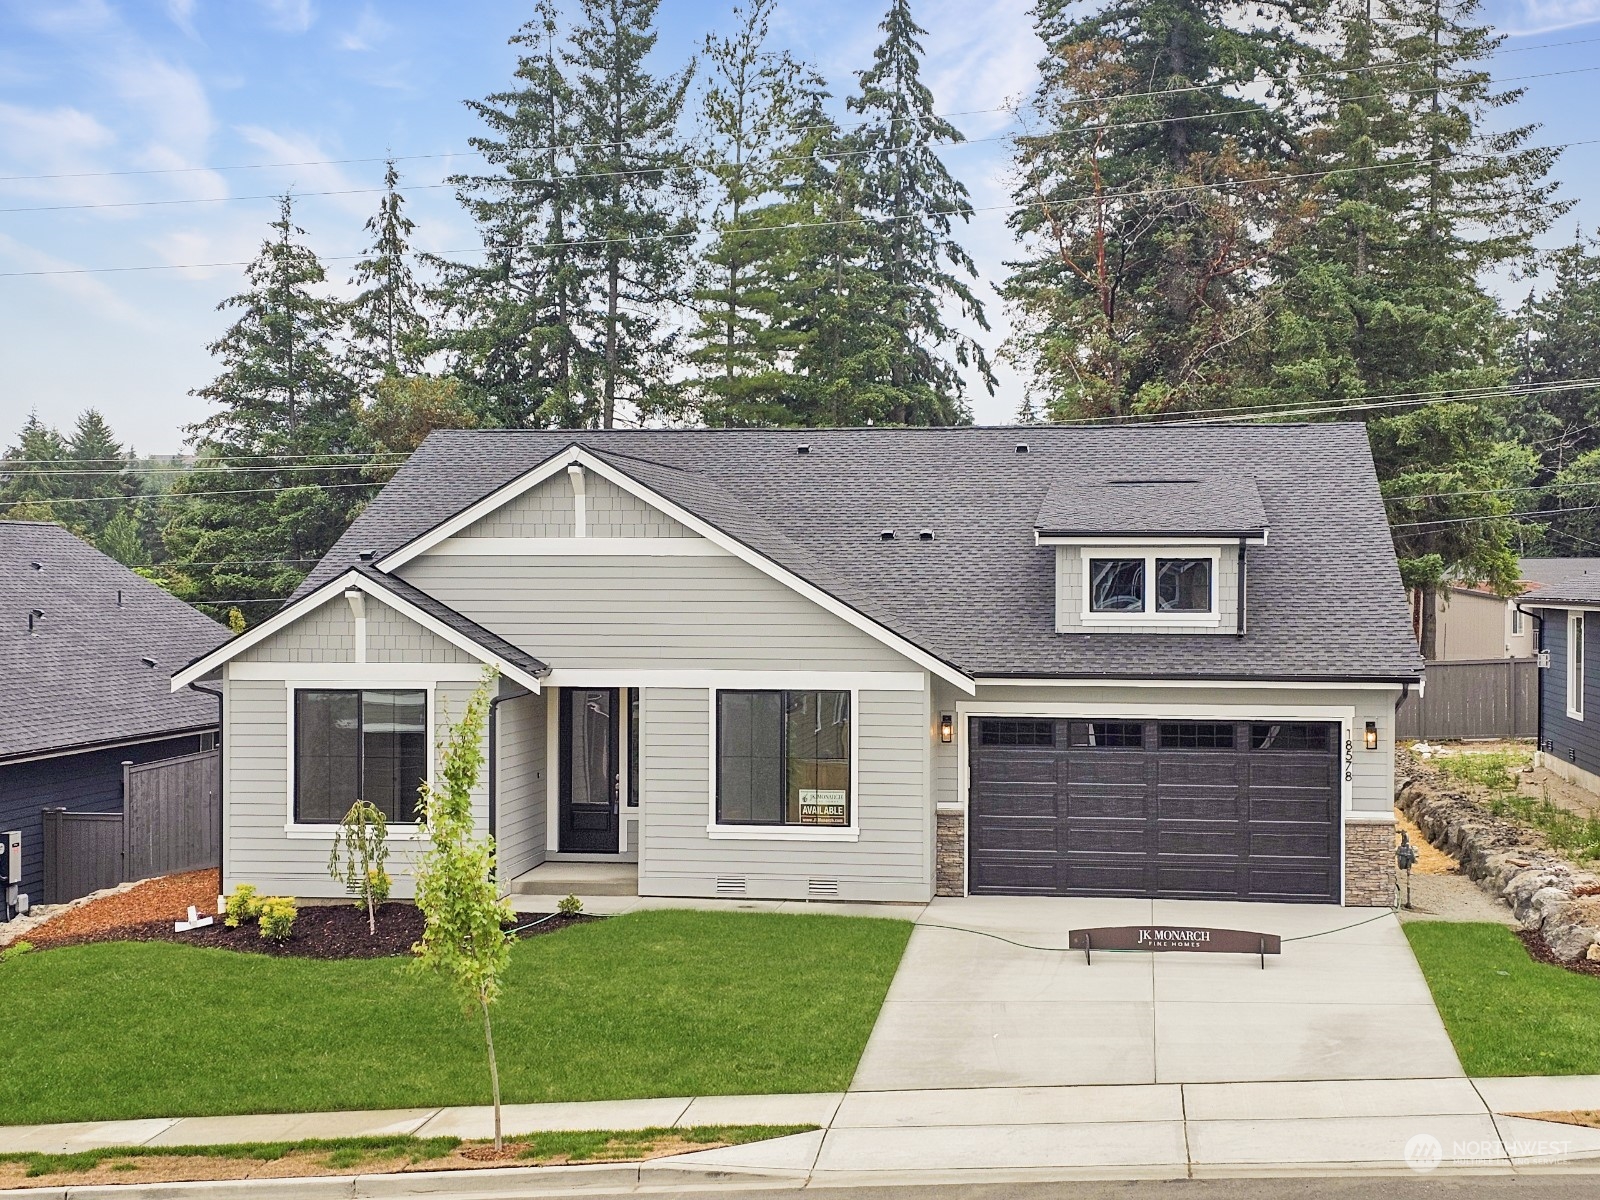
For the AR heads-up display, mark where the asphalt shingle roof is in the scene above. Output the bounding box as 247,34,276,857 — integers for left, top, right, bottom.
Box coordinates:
351,565,550,679
1035,474,1268,538
1518,557,1600,599
0,522,229,763
295,424,1423,683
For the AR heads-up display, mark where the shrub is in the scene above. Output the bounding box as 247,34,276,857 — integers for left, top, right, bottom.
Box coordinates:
0,941,33,965
257,897,298,943
223,884,261,928
328,799,392,936
557,894,583,917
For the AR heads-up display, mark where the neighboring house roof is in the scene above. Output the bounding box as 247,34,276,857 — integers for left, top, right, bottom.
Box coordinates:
0,522,228,764
1035,474,1268,540
174,565,551,693
1518,557,1600,597
288,424,1421,683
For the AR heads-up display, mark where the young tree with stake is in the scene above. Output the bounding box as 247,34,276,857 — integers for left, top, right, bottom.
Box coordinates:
411,671,515,1152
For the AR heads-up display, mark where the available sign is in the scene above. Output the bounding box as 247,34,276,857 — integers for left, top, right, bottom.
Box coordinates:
798,789,848,826
1068,925,1282,967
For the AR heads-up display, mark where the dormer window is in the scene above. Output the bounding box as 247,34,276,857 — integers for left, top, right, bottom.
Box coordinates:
1086,553,1217,620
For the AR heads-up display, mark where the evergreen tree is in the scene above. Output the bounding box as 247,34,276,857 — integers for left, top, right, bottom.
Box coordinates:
565,0,698,426
346,160,430,385
1511,232,1600,479
435,0,594,427
845,0,991,424
0,414,70,519
688,0,819,425
1003,0,1318,418
165,197,365,622
98,508,151,568
65,409,144,543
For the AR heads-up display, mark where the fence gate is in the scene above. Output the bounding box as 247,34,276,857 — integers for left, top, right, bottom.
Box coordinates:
1396,658,1539,741
41,810,124,905
124,751,221,881
42,749,222,906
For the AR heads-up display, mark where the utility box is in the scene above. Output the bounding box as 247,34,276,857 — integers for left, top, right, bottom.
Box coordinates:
2,829,21,921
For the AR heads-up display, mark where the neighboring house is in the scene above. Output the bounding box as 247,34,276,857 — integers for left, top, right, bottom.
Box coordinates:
175,425,1423,909
1411,584,1535,662
1,522,228,916
1519,560,1600,793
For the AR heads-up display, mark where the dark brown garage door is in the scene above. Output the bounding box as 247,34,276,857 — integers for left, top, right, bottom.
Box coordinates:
969,718,1342,902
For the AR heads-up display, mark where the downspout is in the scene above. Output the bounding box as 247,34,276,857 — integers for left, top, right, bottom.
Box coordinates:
1235,537,1248,639
487,683,533,845
187,679,225,888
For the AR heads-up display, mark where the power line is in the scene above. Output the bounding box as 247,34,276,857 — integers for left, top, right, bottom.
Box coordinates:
10,480,379,505
1392,504,1596,529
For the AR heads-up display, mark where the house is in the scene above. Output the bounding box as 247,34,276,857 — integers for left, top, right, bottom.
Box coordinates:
1410,583,1535,662
1,522,228,918
173,425,1423,909
1518,561,1600,794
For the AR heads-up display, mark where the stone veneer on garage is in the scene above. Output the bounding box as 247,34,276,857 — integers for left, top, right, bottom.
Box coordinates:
936,811,964,897
1343,820,1396,907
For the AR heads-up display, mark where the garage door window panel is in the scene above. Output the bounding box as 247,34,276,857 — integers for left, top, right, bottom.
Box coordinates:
1159,722,1236,749
1067,721,1143,748
716,690,850,828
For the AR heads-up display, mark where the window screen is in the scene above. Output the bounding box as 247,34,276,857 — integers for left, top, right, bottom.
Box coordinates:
295,690,426,824
1158,722,1236,749
1067,721,1143,748
1089,558,1145,612
1250,723,1331,751
717,691,851,826
1156,558,1212,612
979,719,1055,746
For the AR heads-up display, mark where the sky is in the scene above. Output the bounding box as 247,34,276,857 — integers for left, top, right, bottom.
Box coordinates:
1,0,1597,454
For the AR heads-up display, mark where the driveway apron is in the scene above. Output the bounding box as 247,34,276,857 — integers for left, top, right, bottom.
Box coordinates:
849,896,1463,1092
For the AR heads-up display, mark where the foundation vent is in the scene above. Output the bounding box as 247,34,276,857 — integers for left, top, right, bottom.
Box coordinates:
715,876,746,894
808,878,840,897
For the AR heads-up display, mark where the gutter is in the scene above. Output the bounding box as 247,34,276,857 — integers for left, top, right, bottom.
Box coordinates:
1236,537,1247,640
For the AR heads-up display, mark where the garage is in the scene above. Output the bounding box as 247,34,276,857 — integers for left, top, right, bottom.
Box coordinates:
968,718,1344,902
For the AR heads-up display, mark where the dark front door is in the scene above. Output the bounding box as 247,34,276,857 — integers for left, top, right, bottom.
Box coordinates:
559,688,620,853
968,718,1341,902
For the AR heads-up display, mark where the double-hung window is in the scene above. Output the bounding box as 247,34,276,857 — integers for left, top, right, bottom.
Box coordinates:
295,689,427,824
1570,614,1586,720
715,690,851,828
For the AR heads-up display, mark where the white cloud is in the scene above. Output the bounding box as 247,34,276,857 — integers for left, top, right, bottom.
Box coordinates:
233,124,377,219
257,0,314,34
1502,2,1600,33
338,5,391,52
165,0,198,36
0,232,161,330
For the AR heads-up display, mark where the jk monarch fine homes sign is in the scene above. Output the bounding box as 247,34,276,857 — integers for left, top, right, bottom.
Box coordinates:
1068,925,1284,968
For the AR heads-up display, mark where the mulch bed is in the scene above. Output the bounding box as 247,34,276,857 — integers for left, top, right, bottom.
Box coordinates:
1517,927,1600,977
30,904,598,960
21,869,222,944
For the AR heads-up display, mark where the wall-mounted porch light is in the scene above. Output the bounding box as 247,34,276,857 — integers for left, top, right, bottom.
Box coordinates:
939,713,954,744
1364,720,1378,751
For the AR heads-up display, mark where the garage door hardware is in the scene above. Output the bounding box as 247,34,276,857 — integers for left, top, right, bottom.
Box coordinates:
1069,925,1282,969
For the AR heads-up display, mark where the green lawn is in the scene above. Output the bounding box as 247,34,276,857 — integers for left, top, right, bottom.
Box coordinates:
1404,921,1600,1076
0,909,911,1126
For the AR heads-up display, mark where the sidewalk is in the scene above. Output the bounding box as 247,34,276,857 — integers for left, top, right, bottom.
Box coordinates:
6,1076,1600,1183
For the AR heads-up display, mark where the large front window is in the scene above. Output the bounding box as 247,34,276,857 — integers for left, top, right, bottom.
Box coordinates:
295,689,427,824
716,690,851,827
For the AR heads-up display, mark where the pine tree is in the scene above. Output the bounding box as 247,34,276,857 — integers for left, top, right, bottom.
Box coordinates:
1003,0,1318,418
65,409,144,543
435,0,594,428
845,0,991,424
687,0,820,425
1511,232,1600,479
1,414,70,519
165,196,365,622
346,161,430,385
565,0,698,426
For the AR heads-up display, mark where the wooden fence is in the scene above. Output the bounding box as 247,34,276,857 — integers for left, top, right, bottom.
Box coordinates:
42,749,221,905
1396,657,1539,742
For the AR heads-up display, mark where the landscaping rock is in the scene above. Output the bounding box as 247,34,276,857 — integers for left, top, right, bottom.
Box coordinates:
1396,750,1600,962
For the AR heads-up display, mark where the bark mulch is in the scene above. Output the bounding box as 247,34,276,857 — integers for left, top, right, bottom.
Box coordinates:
23,869,221,944
1517,927,1600,977
30,903,596,960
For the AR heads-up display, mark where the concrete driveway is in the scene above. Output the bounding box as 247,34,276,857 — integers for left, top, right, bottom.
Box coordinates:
850,896,1463,1091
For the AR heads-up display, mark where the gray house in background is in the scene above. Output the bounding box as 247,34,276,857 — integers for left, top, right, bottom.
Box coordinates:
1,522,228,915
175,425,1422,909
1518,561,1600,794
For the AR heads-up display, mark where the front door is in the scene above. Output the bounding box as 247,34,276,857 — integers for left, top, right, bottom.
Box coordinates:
559,688,620,853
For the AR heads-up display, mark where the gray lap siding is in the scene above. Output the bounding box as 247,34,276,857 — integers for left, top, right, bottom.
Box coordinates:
493,690,547,883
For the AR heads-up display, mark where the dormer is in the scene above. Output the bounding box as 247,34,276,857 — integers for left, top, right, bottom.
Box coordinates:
1036,475,1269,636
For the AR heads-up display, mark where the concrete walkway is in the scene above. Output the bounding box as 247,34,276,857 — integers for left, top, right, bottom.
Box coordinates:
5,1078,1600,1181
853,896,1463,1091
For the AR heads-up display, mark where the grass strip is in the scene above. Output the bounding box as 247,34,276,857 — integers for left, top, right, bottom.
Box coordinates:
1404,921,1600,1076
1432,750,1600,862
0,1135,461,1178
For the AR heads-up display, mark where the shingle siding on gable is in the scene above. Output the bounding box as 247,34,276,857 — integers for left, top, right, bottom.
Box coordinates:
586,472,694,537
396,554,913,672
637,686,931,903
461,472,574,538
366,601,477,665
236,596,355,663
1054,545,1243,634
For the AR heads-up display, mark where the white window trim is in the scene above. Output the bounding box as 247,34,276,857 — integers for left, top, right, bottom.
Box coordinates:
1081,549,1223,626
1510,602,1525,638
283,680,435,838
1569,612,1585,721
705,685,861,842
